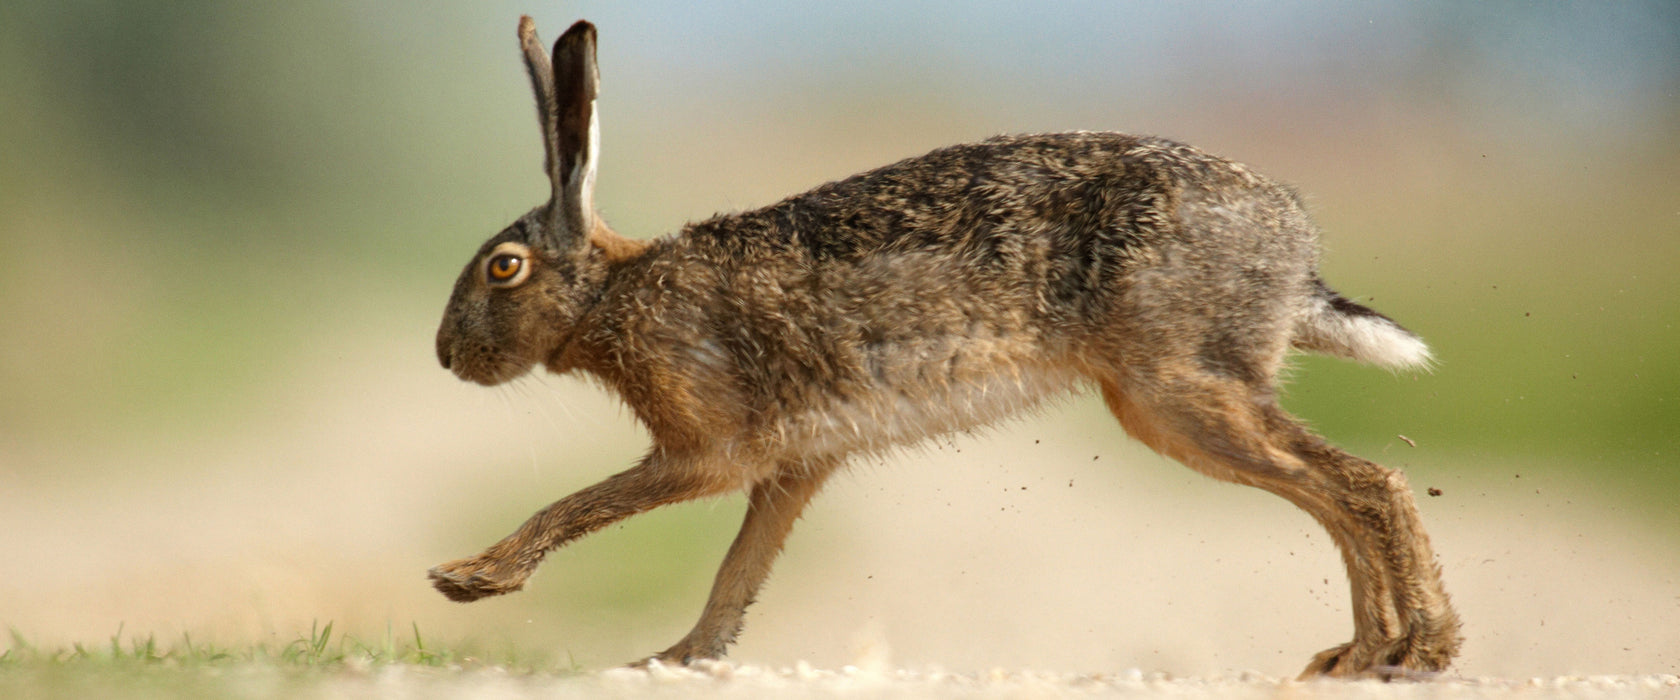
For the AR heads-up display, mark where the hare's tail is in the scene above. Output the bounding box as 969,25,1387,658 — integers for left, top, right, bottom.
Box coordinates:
1292,277,1432,371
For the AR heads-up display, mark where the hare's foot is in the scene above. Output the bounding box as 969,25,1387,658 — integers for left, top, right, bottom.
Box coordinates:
428,555,531,602
626,637,726,669
1299,627,1458,680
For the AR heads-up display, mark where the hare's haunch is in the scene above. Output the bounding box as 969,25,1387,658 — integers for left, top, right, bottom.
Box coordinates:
429,16,1460,679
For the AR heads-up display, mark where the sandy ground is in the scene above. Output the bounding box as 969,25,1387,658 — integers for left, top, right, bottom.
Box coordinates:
4,328,1678,691
227,662,1680,699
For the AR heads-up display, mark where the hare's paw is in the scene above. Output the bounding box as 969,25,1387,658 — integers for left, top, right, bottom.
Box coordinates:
1299,632,1455,680
428,556,528,602
627,640,725,669
1301,641,1366,679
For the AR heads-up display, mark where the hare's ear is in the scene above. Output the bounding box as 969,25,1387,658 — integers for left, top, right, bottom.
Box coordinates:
516,17,598,250
545,20,601,251
517,16,560,186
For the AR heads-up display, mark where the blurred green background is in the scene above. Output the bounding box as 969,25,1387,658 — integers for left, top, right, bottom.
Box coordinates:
1,0,1676,672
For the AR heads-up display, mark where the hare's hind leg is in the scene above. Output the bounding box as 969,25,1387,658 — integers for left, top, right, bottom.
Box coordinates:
647,459,838,666
1096,370,1460,678
430,454,731,602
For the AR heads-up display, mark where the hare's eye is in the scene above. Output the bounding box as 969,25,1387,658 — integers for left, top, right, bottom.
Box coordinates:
486,254,524,284
482,241,532,287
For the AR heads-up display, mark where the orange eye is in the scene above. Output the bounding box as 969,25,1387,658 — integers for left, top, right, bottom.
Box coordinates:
486,254,524,283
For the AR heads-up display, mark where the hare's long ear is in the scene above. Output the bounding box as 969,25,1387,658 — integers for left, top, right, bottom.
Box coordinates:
517,16,560,186
546,20,601,251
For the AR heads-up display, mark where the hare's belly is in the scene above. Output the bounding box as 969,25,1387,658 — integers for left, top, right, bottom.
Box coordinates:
777,352,1082,457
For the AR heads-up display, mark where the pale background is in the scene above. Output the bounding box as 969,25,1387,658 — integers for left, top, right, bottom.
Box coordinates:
2,2,1676,679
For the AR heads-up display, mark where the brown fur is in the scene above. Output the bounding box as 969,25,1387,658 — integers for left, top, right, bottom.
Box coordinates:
429,16,1461,678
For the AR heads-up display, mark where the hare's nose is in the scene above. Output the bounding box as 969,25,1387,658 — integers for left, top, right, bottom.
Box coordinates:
436,332,454,370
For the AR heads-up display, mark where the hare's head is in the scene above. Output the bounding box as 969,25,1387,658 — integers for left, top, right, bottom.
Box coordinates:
437,18,607,386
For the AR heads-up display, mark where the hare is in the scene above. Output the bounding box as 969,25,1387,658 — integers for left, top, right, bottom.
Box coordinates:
430,16,1461,679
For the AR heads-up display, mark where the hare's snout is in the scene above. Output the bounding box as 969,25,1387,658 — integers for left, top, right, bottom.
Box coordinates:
436,329,536,387
437,341,492,386
436,333,454,371
435,324,516,386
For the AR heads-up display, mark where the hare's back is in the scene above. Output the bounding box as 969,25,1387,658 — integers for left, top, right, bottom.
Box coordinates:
693,132,1181,268
685,131,1314,331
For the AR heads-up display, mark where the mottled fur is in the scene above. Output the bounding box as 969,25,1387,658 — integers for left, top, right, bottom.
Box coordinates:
430,16,1461,679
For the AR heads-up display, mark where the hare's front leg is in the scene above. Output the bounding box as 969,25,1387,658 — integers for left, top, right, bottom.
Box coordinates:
646,460,837,666
430,455,729,602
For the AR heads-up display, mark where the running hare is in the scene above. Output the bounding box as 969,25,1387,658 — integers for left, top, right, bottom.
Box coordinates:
430,16,1461,678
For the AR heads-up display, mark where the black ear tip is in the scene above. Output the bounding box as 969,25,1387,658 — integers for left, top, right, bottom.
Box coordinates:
560,19,596,44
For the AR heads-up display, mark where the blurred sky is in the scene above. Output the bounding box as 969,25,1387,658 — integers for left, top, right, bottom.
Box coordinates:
1,0,1678,673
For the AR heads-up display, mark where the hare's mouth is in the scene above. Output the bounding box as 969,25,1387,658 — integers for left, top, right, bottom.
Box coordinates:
444,346,535,387
459,363,534,387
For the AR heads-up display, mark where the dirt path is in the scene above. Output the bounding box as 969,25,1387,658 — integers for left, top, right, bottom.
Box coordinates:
284,663,1680,699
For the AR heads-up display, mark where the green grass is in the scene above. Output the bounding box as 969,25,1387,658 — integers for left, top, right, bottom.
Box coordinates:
1,622,570,670
0,623,576,700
